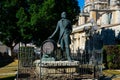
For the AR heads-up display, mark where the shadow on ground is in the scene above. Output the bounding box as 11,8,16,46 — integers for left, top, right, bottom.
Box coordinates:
0,76,15,80
0,52,14,68
99,74,116,80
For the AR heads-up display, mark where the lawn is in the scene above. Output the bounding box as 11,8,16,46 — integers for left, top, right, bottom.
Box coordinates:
0,60,120,80
0,60,18,79
103,70,120,80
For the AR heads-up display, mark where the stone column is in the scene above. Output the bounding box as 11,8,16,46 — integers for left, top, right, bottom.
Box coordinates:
78,15,85,25
80,32,86,50
110,0,116,6
115,10,120,24
80,34,83,49
110,11,116,24
110,0,118,9
101,13,109,25
90,10,97,21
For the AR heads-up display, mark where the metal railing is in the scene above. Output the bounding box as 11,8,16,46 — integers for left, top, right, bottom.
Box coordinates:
17,46,103,80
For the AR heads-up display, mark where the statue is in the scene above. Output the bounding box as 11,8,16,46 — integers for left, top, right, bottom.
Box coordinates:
49,12,72,61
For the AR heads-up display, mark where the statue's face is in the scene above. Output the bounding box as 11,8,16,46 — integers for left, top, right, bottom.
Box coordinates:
61,12,66,18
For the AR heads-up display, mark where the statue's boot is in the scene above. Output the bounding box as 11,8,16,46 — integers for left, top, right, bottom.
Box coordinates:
66,48,72,61
61,50,65,60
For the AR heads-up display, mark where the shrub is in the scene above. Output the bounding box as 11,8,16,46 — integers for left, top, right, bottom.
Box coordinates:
103,45,120,69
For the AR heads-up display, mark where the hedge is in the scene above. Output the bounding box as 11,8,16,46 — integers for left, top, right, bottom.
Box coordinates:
103,45,120,69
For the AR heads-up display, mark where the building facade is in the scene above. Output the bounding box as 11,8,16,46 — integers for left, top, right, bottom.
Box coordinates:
71,0,120,53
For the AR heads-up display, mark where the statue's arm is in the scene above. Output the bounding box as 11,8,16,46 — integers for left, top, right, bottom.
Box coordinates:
49,22,59,38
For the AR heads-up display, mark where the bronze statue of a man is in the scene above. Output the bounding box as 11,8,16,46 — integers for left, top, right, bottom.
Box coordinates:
49,12,72,61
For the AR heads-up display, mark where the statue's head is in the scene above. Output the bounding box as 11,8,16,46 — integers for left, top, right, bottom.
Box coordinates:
61,12,66,19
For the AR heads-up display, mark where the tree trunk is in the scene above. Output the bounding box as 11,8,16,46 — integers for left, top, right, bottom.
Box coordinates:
10,43,18,58
10,46,14,57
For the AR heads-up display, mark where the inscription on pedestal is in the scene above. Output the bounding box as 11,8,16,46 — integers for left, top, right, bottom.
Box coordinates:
35,61,79,75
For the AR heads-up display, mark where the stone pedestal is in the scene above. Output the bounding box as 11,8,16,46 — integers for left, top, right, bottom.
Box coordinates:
35,61,79,76
41,54,55,61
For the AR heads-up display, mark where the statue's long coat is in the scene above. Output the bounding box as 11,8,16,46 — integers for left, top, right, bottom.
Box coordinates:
50,18,72,45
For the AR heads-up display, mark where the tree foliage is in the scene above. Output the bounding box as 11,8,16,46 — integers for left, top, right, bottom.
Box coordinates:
0,0,80,49
0,0,20,50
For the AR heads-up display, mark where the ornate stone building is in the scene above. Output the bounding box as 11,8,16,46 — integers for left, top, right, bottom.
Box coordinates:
71,0,120,53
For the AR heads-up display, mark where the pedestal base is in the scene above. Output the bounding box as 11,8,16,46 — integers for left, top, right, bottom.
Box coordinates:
41,54,55,61
35,61,79,76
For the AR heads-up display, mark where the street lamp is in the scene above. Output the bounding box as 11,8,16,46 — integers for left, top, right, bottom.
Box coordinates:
84,18,98,79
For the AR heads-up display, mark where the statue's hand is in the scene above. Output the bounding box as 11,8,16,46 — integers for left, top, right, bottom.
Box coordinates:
48,36,52,39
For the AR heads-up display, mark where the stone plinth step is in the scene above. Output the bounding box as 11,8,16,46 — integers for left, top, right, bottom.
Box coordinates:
40,61,79,67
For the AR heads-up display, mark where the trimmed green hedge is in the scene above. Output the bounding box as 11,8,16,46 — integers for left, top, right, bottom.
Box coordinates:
103,45,120,69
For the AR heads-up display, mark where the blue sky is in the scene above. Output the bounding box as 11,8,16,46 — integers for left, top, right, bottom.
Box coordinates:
78,0,84,10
